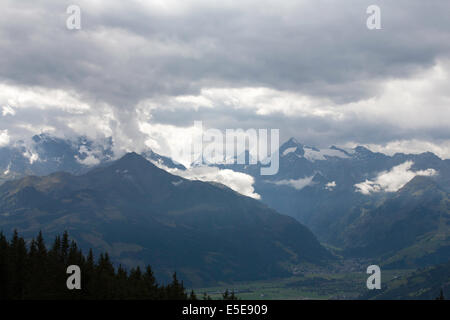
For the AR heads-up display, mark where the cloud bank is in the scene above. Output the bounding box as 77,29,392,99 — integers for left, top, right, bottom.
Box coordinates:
151,161,260,199
1,0,450,160
355,161,437,195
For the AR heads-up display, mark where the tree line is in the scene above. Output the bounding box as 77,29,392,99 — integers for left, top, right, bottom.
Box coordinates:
0,230,191,300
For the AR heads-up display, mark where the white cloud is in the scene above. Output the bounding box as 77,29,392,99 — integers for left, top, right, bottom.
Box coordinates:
0,84,90,113
270,175,315,190
0,130,10,147
138,121,201,167
75,146,102,166
151,161,260,199
3,163,11,175
77,155,101,166
355,161,437,195
138,86,339,118
325,181,336,191
131,59,450,127
22,148,39,164
344,61,450,131
2,105,15,116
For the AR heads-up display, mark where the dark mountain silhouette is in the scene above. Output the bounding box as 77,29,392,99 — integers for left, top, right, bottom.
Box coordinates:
3,134,449,272
0,152,331,286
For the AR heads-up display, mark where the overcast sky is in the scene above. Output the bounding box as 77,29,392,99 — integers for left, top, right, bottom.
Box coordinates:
1,0,450,162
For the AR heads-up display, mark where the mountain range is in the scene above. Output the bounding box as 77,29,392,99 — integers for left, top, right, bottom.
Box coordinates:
0,151,330,286
1,134,449,284
0,134,185,185
216,138,450,268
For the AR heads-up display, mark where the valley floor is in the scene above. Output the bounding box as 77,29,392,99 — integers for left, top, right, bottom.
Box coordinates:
193,269,414,300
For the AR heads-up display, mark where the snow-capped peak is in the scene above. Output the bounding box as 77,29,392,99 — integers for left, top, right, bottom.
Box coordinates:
279,138,351,162
279,138,304,158
303,147,350,162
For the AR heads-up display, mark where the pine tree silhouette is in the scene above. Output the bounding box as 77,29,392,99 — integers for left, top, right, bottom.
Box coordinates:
0,230,192,300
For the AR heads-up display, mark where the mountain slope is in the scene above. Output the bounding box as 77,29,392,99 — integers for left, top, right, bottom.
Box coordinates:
0,152,331,286
361,260,450,300
218,138,450,247
335,176,450,267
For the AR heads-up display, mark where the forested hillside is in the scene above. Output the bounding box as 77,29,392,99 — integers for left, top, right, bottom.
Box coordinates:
0,230,189,300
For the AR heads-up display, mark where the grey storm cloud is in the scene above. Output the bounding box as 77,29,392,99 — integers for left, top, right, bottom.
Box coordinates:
1,0,449,105
147,102,446,148
1,0,450,158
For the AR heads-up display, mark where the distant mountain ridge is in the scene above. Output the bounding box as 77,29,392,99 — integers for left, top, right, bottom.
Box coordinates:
0,152,331,286
217,138,450,241
0,134,185,185
211,137,450,268
0,134,113,184
2,134,449,270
